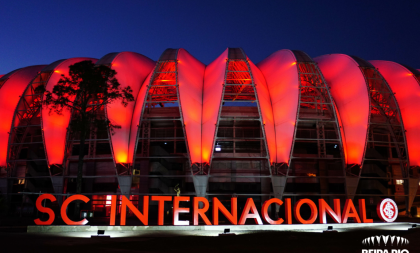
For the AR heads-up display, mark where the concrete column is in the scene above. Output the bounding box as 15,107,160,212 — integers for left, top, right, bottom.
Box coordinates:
261,177,271,206
50,176,64,205
84,162,95,197
0,178,8,214
138,161,149,194
0,178,7,196
117,176,132,199
231,161,236,183
345,176,360,200
319,161,329,194
192,175,209,198
271,176,287,212
193,175,209,209
407,178,419,217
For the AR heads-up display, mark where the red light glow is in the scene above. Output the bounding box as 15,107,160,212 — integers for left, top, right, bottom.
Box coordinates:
104,52,155,164
42,58,97,166
315,54,370,166
371,60,420,166
202,49,228,163
257,49,299,164
176,49,206,164
0,65,45,167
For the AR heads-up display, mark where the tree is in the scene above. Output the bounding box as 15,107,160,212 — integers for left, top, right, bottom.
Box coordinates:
39,60,134,214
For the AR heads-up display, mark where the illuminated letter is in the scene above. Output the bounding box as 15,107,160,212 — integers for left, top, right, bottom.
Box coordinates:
262,198,284,225
193,197,212,225
110,195,117,225
34,194,56,225
239,198,263,225
285,198,292,224
151,196,172,225
318,199,341,223
173,196,190,225
61,195,90,225
294,199,318,224
358,199,373,223
121,196,149,225
212,197,237,225
342,199,361,223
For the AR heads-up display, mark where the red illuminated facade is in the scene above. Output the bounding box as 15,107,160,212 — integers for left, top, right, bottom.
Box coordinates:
0,48,419,222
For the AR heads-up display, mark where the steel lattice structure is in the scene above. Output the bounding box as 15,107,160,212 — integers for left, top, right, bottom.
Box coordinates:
0,48,419,219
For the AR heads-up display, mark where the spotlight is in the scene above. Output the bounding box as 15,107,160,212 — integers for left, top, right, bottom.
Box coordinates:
215,144,221,152
219,228,235,236
91,229,110,238
409,224,418,230
323,226,337,233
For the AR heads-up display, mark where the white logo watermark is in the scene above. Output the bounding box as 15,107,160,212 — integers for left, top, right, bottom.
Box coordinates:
361,235,409,253
362,235,409,247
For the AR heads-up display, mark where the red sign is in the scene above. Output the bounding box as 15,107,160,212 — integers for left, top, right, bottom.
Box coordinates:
377,198,398,222
34,194,376,226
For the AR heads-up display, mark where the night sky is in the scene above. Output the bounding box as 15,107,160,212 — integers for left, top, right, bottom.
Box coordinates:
1,0,419,74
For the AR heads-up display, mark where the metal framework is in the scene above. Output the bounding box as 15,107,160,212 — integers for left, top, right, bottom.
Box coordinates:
356,61,409,201
6,70,54,210
132,49,191,195
63,98,117,195
360,66,408,172
2,49,420,220
8,71,52,174
284,52,346,195
94,54,129,176
208,48,271,198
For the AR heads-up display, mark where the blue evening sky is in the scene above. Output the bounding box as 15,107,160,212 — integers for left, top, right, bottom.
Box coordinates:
0,0,419,74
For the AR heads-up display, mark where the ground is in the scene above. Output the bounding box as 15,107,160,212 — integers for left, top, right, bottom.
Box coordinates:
1,223,420,253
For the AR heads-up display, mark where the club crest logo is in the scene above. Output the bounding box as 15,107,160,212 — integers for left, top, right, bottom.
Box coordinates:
377,198,398,222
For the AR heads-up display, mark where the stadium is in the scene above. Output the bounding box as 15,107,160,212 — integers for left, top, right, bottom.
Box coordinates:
0,48,419,224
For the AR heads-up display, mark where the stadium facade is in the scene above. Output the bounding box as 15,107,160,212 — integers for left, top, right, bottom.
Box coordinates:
0,48,419,223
